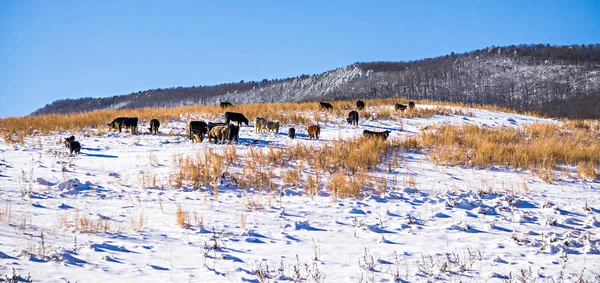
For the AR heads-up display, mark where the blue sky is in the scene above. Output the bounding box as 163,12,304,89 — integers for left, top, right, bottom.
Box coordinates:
1,0,598,117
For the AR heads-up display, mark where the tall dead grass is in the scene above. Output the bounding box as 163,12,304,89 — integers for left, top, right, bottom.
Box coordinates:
420,123,600,180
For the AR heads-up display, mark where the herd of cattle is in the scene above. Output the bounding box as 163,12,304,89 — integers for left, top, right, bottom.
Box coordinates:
64,100,417,154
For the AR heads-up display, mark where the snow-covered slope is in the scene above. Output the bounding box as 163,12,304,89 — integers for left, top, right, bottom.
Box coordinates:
1,106,598,282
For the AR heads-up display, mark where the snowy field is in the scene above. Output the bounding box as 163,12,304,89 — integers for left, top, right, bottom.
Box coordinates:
0,105,599,282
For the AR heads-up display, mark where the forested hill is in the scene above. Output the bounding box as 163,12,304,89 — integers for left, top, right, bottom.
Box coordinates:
32,44,600,119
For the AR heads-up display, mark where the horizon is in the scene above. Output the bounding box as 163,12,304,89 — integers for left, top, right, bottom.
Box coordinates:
1,0,599,118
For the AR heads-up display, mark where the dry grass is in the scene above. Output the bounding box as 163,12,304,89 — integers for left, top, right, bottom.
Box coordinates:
0,204,11,224
59,213,113,234
419,123,600,181
176,204,191,229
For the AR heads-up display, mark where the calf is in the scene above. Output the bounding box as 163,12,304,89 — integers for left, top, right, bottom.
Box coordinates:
363,130,391,140
68,141,81,155
307,125,321,140
347,111,359,126
395,103,408,111
220,101,233,108
64,136,75,148
149,119,160,134
408,101,416,109
189,121,208,141
266,120,280,134
254,117,268,133
319,102,333,110
288,127,296,139
356,100,365,110
225,112,249,127
208,125,230,144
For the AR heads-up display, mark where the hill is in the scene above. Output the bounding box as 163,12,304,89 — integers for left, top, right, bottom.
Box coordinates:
32,44,600,118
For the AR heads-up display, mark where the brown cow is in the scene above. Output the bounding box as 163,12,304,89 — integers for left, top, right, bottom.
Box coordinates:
308,125,320,140
208,125,230,144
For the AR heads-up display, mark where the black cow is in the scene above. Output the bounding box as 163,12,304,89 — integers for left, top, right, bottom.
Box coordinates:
288,127,296,139
408,101,416,109
149,119,160,134
225,112,249,126
228,124,240,142
107,117,129,132
124,117,138,134
395,103,408,111
356,100,365,110
347,111,359,126
64,135,75,148
68,141,81,155
363,130,391,140
189,121,208,141
319,102,333,110
220,102,233,108
108,117,138,133
208,122,228,132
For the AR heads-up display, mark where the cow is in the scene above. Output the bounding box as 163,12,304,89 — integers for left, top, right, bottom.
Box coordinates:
67,141,81,155
220,102,233,108
64,136,75,148
347,111,359,126
363,130,391,140
225,112,249,127
266,120,280,134
408,101,416,109
395,103,408,111
319,102,333,110
123,117,138,134
308,125,320,140
189,121,208,141
208,125,230,144
254,117,268,133
107,117,129,132
288,127,296,139
208,122,228,132
149,119,160,134
356,100,365,110
228,124,240,142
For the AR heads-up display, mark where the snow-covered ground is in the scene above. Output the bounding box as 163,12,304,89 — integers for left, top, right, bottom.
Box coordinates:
0,105,598,282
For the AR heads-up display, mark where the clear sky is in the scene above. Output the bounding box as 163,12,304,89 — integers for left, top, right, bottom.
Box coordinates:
1,0,598,117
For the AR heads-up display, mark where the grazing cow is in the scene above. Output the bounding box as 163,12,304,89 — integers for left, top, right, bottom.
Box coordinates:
68,141,81,155
347,111,359,126
208,125,230,144
307,125,321,140
64,136,75,148
189,121,208,141
220,102,233,108
107,117,129,132
149,119,160,134
254,117,268,133
356,100,365,110
266,120,280,134
228,124,240,142
319,102,333,110
123,117,138,134
225,112,249,127
395,103,408,111
288,127,296,139
408,101,416,109
363,130,391,140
